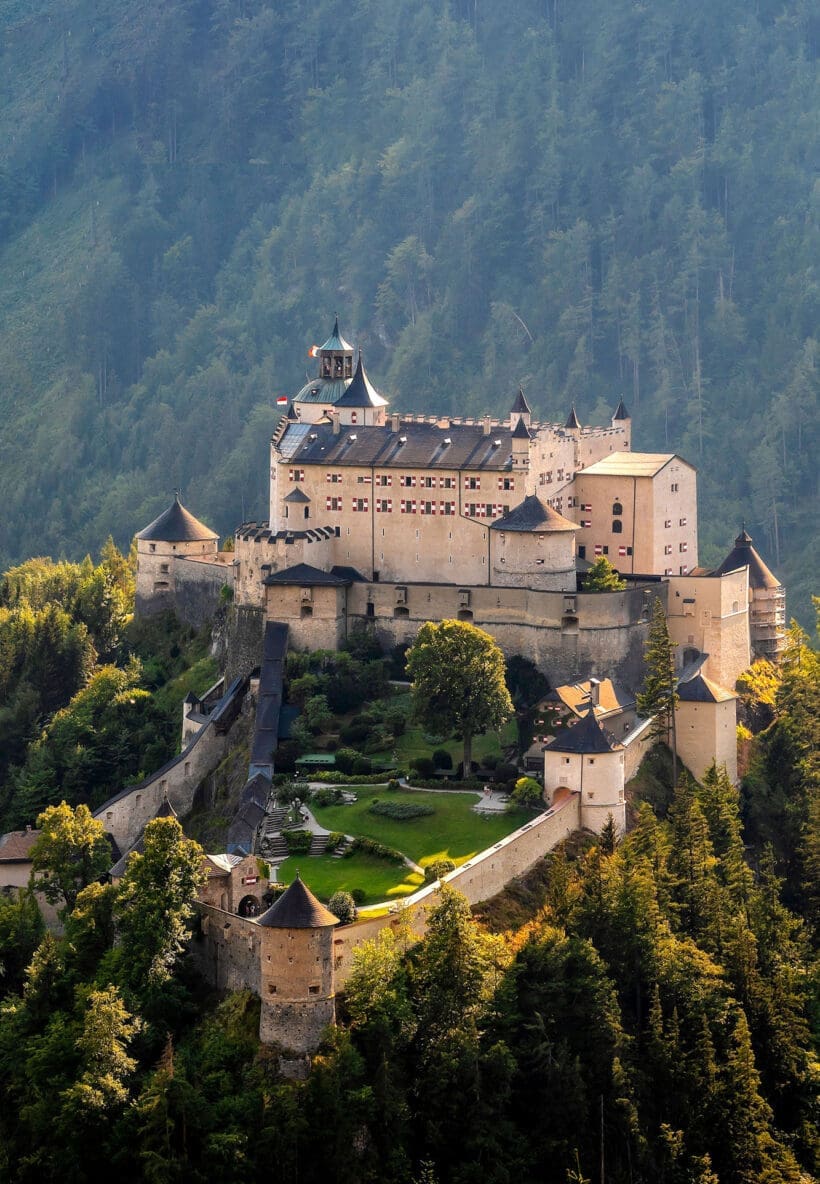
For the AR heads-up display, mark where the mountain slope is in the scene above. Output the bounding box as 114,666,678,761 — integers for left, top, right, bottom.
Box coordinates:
0,0,817,619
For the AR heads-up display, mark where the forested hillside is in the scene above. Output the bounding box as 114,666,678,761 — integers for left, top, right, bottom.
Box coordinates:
0,0,817,619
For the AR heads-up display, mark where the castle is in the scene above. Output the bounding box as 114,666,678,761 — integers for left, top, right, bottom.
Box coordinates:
127,317,789,1059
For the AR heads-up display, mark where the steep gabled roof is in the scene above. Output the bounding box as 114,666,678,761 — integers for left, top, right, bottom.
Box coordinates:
564,405,581,430
263,563,356,586
510,389,531,415
136,494,218,543
613,398,630,420
256,874,339,928
677,672,737,703
333,353,388,408
713,528,781,591
489,494,579,533
543,707,624,754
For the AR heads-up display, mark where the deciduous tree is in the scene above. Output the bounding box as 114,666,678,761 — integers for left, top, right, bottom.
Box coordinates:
30,802,112,917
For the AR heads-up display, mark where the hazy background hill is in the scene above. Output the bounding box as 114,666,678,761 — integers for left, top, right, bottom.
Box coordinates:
0,0,816,620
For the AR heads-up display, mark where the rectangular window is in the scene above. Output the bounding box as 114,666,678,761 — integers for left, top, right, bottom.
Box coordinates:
594,544,603,556
465,476,481,490
581,520,592,528
420,501,436,515
679,542,688,553
376,473,392,486
499,476,514,491
376,498,392,513
679,565,689,575
441,476,454,489
539,471,553,485
352,497,368,512
557,469,564,482
485,503,495,518
679,516,687,526
665,567,673,576
671,483,679,492
580,503,592,512
664,544,673,555
326,472,342,483
357,475,372,485
603,545,609,555
400,499,416,514
422,476,436,488
400,475,416,487
441,501,455,515
665,519,672,528
325,496,342,511
289,468,305,482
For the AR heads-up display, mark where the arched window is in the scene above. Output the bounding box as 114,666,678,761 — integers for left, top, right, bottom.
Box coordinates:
458,609,474,622
394,605,409,618
612,502,623,516
612,520,623,533
301,605,313,618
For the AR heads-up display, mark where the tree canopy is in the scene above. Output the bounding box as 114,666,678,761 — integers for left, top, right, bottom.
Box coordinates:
405,619,513,773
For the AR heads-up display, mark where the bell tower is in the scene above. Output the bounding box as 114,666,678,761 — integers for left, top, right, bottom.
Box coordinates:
318,316,354,381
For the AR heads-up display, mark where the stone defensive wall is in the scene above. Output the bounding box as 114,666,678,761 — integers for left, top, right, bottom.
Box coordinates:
192,792,581,999
94,675,249,854
622,715,657,782
172,555,236,628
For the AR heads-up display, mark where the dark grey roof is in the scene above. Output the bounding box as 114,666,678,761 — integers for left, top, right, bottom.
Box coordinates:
713,528,781,591
136,495,218,543
257,874,339,928
278,420,517,471
564,406,581,430
512,416,531,440
154,797,178,819
333,353,388,408
241,773,271,810
320,317,353,353
543,707,623,754
250,622,288,769
489,494,578,533
510,389,531,415
613,398,630,420
677,672,736,703
263,563,356,586
283,487,311,503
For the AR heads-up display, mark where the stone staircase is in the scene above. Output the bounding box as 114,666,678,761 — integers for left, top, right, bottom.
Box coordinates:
265,806,289,832
330,836,353,859
308,833,329,856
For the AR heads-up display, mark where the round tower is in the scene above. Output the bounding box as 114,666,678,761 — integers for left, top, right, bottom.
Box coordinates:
713,526,786,661
134,494,219,616
256,874,339,1053
489,494,579,592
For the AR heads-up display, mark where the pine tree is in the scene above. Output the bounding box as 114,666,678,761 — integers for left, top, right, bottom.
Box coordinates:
637,598,679,784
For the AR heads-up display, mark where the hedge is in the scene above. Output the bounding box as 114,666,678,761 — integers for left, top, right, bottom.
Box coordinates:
348,837,405,865
304,770,404,785
368,801,435,820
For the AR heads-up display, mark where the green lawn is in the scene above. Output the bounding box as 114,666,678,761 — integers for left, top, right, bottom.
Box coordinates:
275,850,423,905
365,692,518,766
310,785,530,870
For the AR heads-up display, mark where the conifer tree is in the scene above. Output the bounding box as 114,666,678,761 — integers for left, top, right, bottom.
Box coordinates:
637,598,679,784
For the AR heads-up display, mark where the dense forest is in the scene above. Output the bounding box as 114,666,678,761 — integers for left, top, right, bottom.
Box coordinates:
0,0,817,621
0,622,817,1182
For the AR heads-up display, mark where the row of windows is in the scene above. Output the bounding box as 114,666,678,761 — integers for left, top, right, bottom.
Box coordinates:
318,472,517,490
538,469,565,486
665,566,689,575
663,542,689,554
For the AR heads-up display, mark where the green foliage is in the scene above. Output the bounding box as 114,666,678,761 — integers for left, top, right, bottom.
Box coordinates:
30,801,112,917
367,801,435,821
637,597,680,782
424,858,456,883
511,776,544,808
582,555,627,592
0,889,44,995
283,829,312,855
349,837,405,866
432,748,452,770
327,890,357,925
409,755,436,778
406,620,513,773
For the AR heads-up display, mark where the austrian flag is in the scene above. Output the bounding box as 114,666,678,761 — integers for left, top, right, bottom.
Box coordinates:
276,396,288,406
308,345,320,358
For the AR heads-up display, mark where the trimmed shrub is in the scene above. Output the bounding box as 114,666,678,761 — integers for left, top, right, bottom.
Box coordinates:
387,779,401,791
424,858,456,883
334,746,361,775
283,829,312,854
409,777,484,790
410,755,436,778
311,787,344,807
481,753,500,771
351,837,404,864
433,748,453,769
328,890,357,924
309,770,403,785
352,755,372,775
351,888,367,905
368,801,435,820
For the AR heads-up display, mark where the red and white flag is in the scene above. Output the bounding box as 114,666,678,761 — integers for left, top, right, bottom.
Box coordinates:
276,396,288,406
308,345,320,357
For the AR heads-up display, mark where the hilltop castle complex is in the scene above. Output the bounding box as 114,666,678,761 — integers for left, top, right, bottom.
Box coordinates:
73,318,791,1059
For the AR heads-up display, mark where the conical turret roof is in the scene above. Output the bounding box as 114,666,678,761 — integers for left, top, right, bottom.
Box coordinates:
333,352,388,408
256,874,339,928
713,526,781,591
320,316,353,353
512,415,531,439
510,388,531,415
564,405,581,430
136,494,218,543
490,494,578,533
613,398,630,420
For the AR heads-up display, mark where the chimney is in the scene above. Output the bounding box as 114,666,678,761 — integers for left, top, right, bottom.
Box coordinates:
588,678,601,708
332,414,341,436
483,416,491,436
391,413,401,433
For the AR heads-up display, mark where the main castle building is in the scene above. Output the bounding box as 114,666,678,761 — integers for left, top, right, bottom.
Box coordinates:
136,318,784,695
